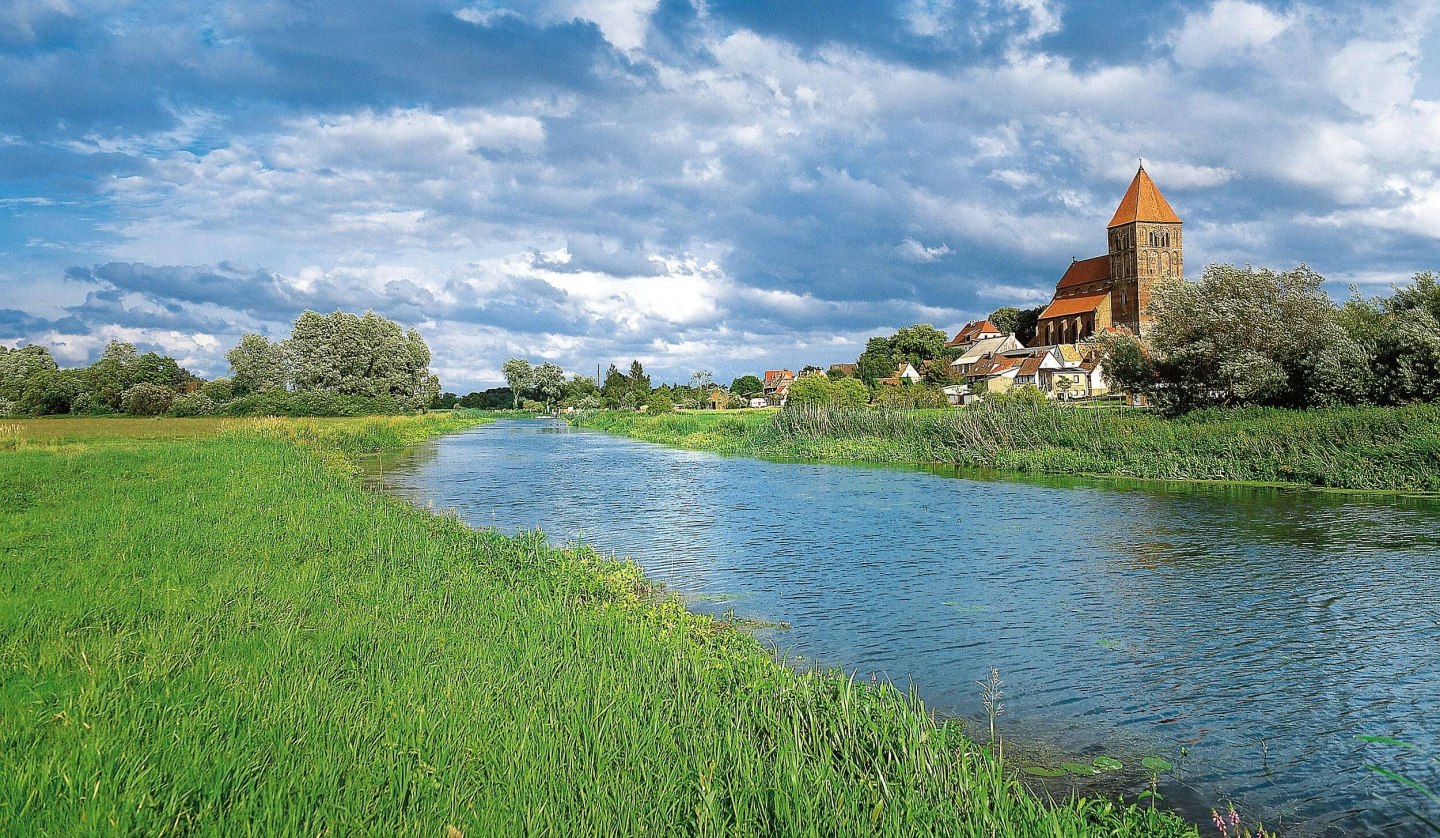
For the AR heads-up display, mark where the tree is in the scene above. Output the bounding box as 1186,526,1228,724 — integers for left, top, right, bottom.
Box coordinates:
1139,264,1366,413
561,375,599,407
600,364,629,408
86,340,139,409
988,307,1021,335
832,377,868,408
1094,331,1156,398
627,360,651,401
430,392,460,409
0,345,58,404
891,324,947,367
688,370,714,409
227,334,289,395
784,375,832,408
501,358,534,409
730,375,764,398
281,311,439,409
17,368,82,415
856,336,896,386
920,358,956,384
122,383,176,416
1370,307,1440,404
532,362,566,408
646,390,673,413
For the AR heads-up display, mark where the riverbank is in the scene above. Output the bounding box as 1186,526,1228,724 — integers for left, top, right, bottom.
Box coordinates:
569,403,1440,492
0,416,1196,835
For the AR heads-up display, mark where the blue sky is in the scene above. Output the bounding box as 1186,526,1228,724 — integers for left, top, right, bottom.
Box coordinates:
2,0,1437,390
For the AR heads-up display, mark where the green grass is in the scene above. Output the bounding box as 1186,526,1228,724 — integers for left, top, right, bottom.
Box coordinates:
0,416,1197,835
571,404,1440,492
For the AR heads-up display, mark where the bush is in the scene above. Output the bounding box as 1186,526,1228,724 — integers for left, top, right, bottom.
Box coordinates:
168,393,217,417
521,399,546,412
121,383,177,416
873,384,948,409
0,397,15,417
986,384,1048,407
217,389,407,417
19,369,83,415
200,377,237,402
646,393,674,414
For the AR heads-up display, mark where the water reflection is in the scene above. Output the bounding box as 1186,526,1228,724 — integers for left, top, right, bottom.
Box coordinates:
379,420,1440,837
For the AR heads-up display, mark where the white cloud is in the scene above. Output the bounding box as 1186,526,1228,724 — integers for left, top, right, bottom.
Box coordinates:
1169,0,1292,68
895,237,952,262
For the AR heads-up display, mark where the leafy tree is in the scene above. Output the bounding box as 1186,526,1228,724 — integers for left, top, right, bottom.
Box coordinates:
987,307,1021,335
832,377,868,408
1370,307,1440,404
561,375,599,407
0,345,58,402
627,360,651,401
1094,331,1156,398
646,391,673,413
891,324,947,367
784,375,832,408
430,392,459,409
122,383,176,416
227,334,289,395
86,340,139,409
501,358,534,409
920,358,957,384
532,362,566,408
282,311,439,409
1140,264,1366,413
688,370,714,409
856,336,896,386
458,388,513,409
730,375,764,398
600,364,629,408
17,368,82,415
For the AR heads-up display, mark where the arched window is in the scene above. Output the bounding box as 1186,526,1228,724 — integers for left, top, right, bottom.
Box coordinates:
1148,230,1170,248
1161,251,1171,276
1149,252,1159,274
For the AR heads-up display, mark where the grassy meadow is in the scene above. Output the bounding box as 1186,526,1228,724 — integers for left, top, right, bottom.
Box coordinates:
0,415,1196,835
571,403,1440,492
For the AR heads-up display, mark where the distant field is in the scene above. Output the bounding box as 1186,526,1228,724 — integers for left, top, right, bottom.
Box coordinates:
571,403,1440,492
0,416,1195,835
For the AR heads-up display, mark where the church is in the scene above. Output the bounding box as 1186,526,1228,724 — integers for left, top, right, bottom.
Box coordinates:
1031,165,1183,346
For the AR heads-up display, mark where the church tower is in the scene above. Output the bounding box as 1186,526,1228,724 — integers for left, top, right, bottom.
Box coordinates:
1106,165,1182,335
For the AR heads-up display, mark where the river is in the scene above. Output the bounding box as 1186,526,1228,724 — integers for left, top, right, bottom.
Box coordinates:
378,418,1440,836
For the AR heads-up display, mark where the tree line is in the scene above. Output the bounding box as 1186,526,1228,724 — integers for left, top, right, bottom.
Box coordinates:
0,310,439,417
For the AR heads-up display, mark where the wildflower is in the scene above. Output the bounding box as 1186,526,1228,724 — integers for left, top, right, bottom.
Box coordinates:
1229,803,1241,827
1212,808,1226,834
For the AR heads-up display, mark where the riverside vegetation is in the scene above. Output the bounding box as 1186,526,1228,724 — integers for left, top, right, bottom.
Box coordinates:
570,402,1440,492
0,415,1196,835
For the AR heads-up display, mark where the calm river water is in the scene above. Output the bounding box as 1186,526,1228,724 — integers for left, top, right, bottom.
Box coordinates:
380,419,1440,836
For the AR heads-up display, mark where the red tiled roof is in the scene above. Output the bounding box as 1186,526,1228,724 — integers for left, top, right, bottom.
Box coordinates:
1055,255,1110,290
1039,292,1110,320
1107,166,1182,228
947,319,1001,346
967,356,1019,378
763,370,794,386
1017,356,1044,377
828,363,857,375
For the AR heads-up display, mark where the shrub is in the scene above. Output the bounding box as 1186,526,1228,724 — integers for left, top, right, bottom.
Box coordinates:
121,383,176,416
168,393,216,417
647,393,674,413
217,389,406,417
987,384,1048,407
873,384,948,409
200,377,237,402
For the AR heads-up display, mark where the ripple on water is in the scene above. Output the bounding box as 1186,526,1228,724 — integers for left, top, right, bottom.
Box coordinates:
382,420,1440,838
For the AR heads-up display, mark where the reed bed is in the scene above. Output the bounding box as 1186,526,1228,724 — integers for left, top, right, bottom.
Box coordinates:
0,416,1195,835
573,404,1440,491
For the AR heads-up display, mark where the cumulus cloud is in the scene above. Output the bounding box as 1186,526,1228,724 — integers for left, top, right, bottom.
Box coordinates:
2,0,1438,390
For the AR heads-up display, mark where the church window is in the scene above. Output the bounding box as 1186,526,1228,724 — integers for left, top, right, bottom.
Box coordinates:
1161,252,1170,276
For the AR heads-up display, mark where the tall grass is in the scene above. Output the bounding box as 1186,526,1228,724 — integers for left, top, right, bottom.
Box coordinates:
0,417,1196,835
574,404,1440,491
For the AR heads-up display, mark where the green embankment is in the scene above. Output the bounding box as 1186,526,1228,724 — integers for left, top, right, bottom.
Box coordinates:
571,404,1440,492
0,416,1194,835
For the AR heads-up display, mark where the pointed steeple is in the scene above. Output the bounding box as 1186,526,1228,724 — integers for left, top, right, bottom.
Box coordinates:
1107,165,1181,228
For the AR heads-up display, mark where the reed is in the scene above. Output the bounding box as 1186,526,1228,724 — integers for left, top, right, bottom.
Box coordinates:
573,403,1440,491
0,415,1196,835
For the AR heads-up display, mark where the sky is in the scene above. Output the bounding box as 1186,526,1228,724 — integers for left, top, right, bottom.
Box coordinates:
2,0,1438,391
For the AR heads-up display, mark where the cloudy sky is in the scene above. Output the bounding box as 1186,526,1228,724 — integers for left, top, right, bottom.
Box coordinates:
2,0,1438,390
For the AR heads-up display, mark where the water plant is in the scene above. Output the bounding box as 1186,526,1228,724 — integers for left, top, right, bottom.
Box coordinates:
570,403,1440,491
1358,734,1440,833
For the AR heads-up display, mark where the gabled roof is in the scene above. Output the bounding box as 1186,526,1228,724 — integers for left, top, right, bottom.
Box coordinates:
1057,345,1083,363
1056,255,1111,290
1107,166,1182,228
1038,292,1110,320
763,370,795,387
952,335,1020,365
1017,356,1044,377
947,319,1002,346
966,356,1020,378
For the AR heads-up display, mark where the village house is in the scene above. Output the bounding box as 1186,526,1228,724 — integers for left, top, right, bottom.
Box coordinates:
763,369,795,406
707,388,728,410
946,319,1004,349
877,362,923,387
